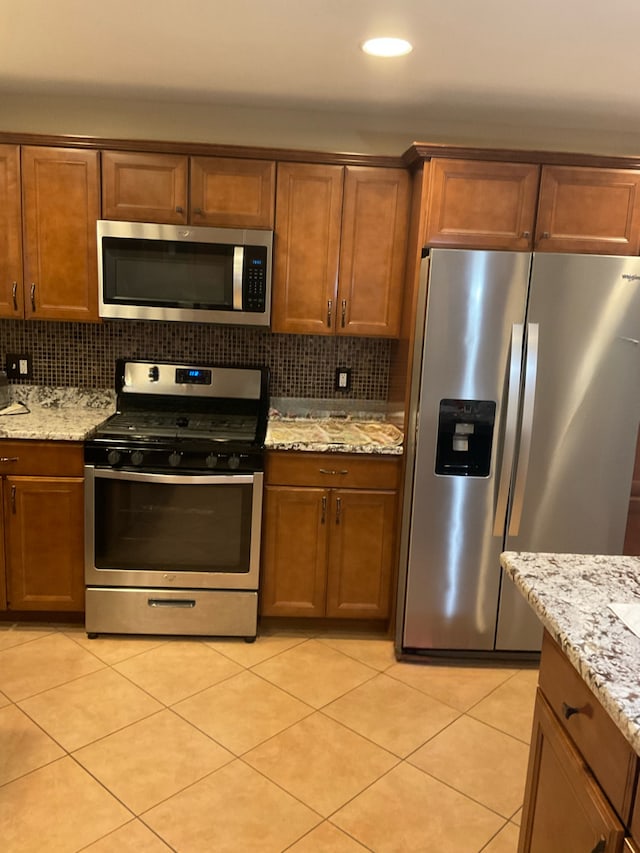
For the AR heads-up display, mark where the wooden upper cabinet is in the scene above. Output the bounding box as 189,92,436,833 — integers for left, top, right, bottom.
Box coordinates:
22,146,100,322
102,151,276,229
190,156,275,228
424,158,540,250
338,166,410,337
0,145,23,319
535,165,640,254
102,151,188,224
271,162,343,335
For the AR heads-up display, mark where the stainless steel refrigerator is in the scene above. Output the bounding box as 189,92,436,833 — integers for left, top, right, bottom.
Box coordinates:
396,249,640,657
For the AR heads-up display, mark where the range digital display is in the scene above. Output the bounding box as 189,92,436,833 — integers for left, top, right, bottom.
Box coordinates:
175,368,212,385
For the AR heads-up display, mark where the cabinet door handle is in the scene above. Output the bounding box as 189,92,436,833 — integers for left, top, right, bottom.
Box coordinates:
542,231,550,239
0,457,19,464
327,299,333,328
335,497,342,525
11,281,17,311
30,283,36,311
319,468,348,476
10,484,16,513
521,231,530,239
562,701,580,720
341,299,347,328
175,206,184,214
321,495,327,524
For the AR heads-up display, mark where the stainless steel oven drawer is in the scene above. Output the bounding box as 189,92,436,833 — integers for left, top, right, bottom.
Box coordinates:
85,587,257,638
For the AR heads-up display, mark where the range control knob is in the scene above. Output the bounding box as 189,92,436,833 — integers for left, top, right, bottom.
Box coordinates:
168,451,182,468
131,450,144,466
205,453,219,469
228,454,240,470
107,449,122,467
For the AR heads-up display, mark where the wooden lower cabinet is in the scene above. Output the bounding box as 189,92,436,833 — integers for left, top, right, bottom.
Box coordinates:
519,632,637,853
260,452,399,619
0,441,85,613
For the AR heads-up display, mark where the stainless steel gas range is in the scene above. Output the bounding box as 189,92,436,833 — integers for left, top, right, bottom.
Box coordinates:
84,359,269,641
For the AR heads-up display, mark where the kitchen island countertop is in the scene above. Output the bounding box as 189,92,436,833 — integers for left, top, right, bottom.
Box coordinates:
500,551,640,755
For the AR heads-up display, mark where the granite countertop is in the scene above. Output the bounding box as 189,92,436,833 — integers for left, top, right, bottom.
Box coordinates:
0,386,115,441
265,399,404,455
500,551,640,755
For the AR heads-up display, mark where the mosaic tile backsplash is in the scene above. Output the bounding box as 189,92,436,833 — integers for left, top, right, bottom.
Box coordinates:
0,320,391,400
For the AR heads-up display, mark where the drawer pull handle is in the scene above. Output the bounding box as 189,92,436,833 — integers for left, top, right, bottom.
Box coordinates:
321,495,327,524
0,457,19,464
562,702,580,720
319,468,348,475
148,598,195,608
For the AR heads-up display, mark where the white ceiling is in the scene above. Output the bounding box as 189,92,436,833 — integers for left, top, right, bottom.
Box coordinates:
2,0,640,149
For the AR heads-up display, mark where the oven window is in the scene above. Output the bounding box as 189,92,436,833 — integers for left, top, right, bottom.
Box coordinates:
94,478,252,573
102,237,234,309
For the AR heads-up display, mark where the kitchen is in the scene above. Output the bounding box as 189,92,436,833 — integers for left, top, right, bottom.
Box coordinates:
2,2,640,852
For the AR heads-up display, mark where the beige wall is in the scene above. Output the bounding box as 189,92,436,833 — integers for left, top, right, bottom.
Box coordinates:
2,92,640,158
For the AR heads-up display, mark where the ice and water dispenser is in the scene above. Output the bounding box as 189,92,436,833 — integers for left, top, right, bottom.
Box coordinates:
435,399,496,477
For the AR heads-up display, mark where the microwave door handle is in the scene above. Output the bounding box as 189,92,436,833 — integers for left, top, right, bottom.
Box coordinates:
233,247,244,311
493,323,524,537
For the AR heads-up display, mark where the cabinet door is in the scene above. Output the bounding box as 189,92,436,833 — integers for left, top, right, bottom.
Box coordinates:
102,151,188,224
190,157,275,228
425,158,539,250
536,166,640,255
0,479,5,611
271,162,343,334
0,145,23,318
519,692,625,853
5,476,85,611
22,146,100,321
260,486,328,616
325,489,396,619
338,166,409,337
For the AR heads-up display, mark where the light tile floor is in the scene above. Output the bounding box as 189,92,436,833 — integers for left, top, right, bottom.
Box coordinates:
0,622,538,853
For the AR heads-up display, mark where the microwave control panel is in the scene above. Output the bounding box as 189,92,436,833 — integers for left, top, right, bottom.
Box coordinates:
244,247,268,312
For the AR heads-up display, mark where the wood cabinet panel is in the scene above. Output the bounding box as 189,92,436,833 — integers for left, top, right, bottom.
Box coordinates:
102,151,188,223
0,144,22,318
536,166,640,254
5,476,85,611
0,441,84,477
538,632,637,822
326,489,395,619
519,690,625,853
266,451,400,490
190,157,275,228
424,158,539,250
22,146,100,321
272,162,343,334
260,485,327,617
0,479,5,611
338,166,409,337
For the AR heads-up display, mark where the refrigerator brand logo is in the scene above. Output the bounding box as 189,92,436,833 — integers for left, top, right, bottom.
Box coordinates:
622,274,640,282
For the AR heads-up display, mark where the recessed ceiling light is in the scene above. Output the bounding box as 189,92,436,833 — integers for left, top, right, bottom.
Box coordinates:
361,37,413,58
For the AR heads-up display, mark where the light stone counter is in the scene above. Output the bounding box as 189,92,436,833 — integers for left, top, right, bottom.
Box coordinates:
500,551,640,755
0,386,115,441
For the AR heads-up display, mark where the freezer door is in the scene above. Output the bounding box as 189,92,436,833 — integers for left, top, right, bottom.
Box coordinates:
401,249,530,651
497,253,640,649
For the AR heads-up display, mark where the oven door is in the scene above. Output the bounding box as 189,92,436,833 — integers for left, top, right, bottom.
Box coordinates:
84,466,262,590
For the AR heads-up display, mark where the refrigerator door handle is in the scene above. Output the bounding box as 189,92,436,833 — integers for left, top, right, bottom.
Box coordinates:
508,322,539,537
493,324,525,537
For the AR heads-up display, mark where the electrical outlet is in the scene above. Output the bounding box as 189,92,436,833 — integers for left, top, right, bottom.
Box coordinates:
334,367,352,392
6,353,32,380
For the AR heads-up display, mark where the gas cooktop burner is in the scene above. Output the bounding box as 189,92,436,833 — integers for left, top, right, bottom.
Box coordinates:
85,359,270,473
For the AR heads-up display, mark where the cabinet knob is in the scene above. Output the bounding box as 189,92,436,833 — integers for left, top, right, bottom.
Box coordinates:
562,701,580,720
30,283,36,311
11,281,17,311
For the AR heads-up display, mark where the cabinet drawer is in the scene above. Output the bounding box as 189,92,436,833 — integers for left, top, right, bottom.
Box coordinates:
265,451,400,490
539,631,638,822
0,441,84,476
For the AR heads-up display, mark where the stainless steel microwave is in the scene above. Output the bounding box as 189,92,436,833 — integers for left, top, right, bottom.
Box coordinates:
97,220,273,326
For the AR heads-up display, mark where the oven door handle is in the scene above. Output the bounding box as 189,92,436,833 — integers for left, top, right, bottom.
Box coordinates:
88,468,257,486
